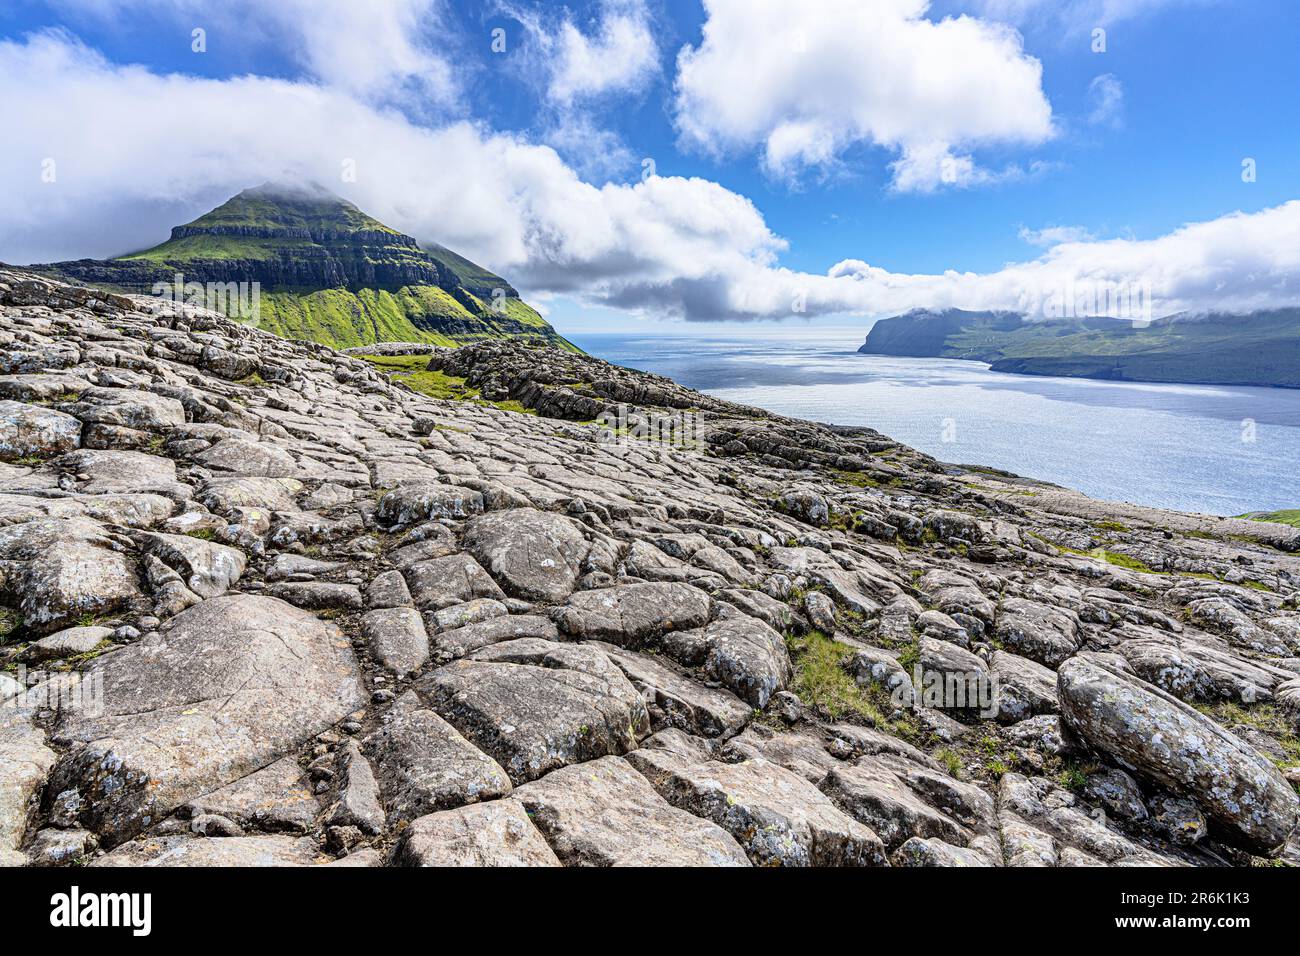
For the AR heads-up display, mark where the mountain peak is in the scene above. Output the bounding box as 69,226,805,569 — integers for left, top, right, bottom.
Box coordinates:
177,182,399,239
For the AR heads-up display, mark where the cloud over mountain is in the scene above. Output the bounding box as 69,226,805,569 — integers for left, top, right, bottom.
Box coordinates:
2,24,1296,323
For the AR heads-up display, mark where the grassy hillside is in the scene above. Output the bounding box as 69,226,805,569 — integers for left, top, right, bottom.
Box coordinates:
1244,510,1300,528
254,287,578,351
25,182,580,353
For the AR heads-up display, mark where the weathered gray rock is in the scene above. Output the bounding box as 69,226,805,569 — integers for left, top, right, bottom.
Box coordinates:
1057,657,1300,855
463,507,589,602
992,650,1059,723
395,800,560,867
184,755,318,834
432,613,558,663
636,755,888,867
552,582,711,646
139,531,246,599
420,639,650,784
429,597,508,632
0,517,142,633
591,642,752,738
196,437,297,477
363,607,430,676
0,400,81,461
16,624,112,663
0,712,56,863
511,755,750,866
697,614,793,709
46,594,363,847
362,694,511,822
996,598,1080,668
265,581,364,611
377,482,484,526
404,553,506,610
93,834,325,867
326,740,385,835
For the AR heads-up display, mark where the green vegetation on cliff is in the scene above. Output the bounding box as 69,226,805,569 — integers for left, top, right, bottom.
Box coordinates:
859,308,1300,388
26,182,578,353
1243,510,1300,528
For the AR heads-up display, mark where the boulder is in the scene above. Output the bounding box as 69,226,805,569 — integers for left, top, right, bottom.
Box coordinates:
1057,657,1300,855
463,507,589,602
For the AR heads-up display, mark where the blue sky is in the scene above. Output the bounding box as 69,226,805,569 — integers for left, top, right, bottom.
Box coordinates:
1,0,1297,334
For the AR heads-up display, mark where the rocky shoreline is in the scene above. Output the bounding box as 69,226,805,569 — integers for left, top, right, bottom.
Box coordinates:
1,268,1297,867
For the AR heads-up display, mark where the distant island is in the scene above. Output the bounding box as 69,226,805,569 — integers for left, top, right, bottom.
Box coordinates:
11,182,577,353
858,308,1300,389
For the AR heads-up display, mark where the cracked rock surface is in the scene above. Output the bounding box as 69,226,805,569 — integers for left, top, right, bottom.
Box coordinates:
1,269,1298,867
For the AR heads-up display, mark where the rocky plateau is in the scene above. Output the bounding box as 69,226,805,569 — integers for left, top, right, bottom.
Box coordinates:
1,268,1298,868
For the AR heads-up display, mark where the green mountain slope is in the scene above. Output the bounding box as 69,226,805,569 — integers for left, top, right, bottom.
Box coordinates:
20,182,578,352
859,308,1300,388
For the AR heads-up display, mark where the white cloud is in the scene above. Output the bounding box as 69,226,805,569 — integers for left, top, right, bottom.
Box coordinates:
2,31,1297,325
547,0,659,105
968,0,1219,32
499,0,659,106
49,0,460,107
673,0,1054,191
1087,73,1124,127
1018,224,1097,246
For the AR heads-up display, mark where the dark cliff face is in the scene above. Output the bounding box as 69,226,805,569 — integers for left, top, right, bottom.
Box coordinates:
10,183,574,352
37,249,443,294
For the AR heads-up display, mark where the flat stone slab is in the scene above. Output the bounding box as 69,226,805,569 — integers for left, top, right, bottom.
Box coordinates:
431,613,558,663
92,834,325,867
591,642,751,738
552,582,711,646
396,800,561,867
138,531,246,598
363,694,511,823
377,482,484,526
184,755,318,834
0,712,56,860
511,755,750,866
17,625,112,664
0,516,142,633
632,753,888,867
0,400,81,462
363,607,430,676
419,639,650,784
47,594,363,847
405,553,506,610
196,437,297,477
